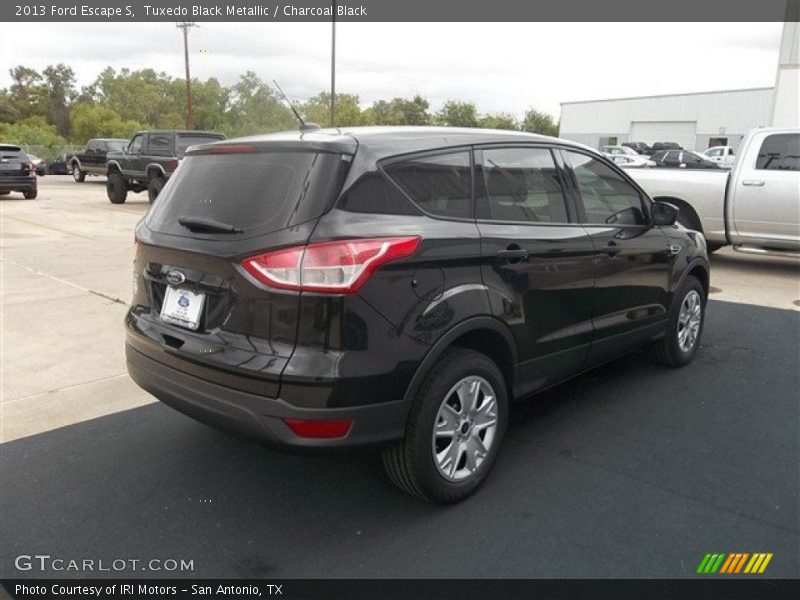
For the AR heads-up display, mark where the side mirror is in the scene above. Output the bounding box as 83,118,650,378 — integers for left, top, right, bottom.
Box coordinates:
652,201,678,227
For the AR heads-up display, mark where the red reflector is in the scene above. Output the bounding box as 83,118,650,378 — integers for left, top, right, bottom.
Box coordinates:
284,418,353,439
211,144,257,154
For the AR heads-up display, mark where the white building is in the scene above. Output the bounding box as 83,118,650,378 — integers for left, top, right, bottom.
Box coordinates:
559,20,799,152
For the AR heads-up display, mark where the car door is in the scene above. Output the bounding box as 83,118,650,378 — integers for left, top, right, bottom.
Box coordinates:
476,146,595,396
560,149,672,364
125,134,145,177
729,132,800,248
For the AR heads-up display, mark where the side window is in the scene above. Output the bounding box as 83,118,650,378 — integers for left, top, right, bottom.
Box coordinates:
147,134,172,153
756,134,800,171
682,152,702,165
707,148,721,157
338,171,421,216
565,151,647,226
383,151,472,219
128,135,144,154
479,147,568,223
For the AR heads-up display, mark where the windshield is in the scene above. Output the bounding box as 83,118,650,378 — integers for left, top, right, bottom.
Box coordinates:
145,151,345,239
106,140,127,152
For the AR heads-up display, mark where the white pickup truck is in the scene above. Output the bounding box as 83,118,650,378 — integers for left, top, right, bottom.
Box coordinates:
629,127,799,256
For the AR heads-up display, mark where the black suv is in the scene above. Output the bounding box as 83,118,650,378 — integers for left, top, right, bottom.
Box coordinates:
0,144,37,199
621,141,651,155
106,130,225,204
126,127,709,503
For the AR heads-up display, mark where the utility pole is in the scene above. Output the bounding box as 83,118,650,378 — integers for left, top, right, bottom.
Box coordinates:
330,2,336,127
176,22,197,130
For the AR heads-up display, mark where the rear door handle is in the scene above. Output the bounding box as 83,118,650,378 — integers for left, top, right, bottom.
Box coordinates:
742,180,765,187
496,247,529,260
601,241,622,257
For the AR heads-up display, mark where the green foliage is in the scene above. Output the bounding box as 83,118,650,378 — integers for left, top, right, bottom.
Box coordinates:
369,95,431,126
226,72,295,136
302,92,364,127
0,116,66,158
69,103,142,142
479,113,518,130
436,100,480,128
520,108,559,137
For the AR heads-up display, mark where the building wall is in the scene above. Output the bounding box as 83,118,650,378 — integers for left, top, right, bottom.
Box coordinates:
559,88,774,150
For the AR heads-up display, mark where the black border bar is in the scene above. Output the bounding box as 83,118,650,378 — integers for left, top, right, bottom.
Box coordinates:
2,0,799,22
3,579,800,600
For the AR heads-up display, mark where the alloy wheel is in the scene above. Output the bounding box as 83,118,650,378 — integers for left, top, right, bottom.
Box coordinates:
677,289,702,352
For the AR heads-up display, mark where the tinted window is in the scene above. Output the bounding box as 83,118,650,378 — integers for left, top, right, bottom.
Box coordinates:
146,152,345,238
682,152,703,164
756,134,800,171
383,151,472,219
147,134,172,152
176,134,225,156
566,151,646,226
338,171,420,215
479,148,568,223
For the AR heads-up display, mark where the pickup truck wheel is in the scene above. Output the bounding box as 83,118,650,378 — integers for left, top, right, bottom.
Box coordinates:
147,175,165,204
72,165,86,183
647,276,705,367
23,183,38,200
106,173,128,204
382,348,508,503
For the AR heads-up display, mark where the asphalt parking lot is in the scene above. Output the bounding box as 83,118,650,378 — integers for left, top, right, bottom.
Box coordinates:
1,176,798,579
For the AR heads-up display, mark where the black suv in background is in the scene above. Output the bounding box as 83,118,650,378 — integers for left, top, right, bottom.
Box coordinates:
106,130,225,204
69,138,128,182
621,141,651,155
651,149,721,169
0,144,37,199
126,127,710,503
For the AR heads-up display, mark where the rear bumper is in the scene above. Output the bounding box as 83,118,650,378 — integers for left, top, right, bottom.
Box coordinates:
0,177,36,192
126,344,410,448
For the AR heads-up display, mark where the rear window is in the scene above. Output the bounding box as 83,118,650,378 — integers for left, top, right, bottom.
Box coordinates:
756,134,800,171
176,134,225,156
0,145,24,158
145,151,345,238
106,140,127,152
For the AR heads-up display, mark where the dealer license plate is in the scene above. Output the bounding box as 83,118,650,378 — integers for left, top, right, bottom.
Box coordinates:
160,286,205,330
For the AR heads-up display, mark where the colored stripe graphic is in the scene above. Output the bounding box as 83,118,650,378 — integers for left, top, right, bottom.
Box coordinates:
696,554,712,573
719,554,736,573
758,553,773,573
709,553,725,573
722,553,740,573
735,553,749,573
699,552,774,574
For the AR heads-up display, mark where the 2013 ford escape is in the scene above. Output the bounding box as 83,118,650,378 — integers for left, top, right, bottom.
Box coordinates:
126,127,709,503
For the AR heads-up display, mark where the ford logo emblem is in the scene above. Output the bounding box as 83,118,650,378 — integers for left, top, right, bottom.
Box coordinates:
165,269,186,285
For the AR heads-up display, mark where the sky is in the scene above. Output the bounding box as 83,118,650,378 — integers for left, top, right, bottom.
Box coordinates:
0,22,784,118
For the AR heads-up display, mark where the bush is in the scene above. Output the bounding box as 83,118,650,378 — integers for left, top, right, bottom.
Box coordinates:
0,116,66,160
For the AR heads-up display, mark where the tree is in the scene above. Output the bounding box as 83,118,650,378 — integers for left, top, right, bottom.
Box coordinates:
369,95,430,126
520,108,559,136
8,66,48,120
0,116,66,158
69,103,142,143
302,92,363,127
43,64,76,137
436,100,479,128
226,72,295,136
479,112,518,130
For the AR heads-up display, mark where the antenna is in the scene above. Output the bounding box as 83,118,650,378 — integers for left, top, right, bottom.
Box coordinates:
273,80,321,132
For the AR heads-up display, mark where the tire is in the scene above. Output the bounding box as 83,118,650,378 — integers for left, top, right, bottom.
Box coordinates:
147,175,165,204
23,184,38,200
0,191,9,196
647,276,705,367
106,172,128,204
382,347,508,503
72,164,86,183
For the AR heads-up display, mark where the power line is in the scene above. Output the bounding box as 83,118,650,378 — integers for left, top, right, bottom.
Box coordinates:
176,21,197,129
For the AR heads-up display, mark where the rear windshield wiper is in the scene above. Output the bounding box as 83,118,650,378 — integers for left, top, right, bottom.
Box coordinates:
178,216,243,234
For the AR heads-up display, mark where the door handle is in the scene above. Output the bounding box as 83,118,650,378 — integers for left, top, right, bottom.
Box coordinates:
600,241,622,257
742,180,765,187
496,246,529,261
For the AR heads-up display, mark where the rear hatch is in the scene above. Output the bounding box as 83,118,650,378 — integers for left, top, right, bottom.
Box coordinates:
0,145,33,185
129,141,353,397
175,133,226,158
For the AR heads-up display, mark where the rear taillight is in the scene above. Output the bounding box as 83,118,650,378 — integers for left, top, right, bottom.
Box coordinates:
28,163,35,174
212,144,256,154
169,159,179,170
284,418,353,438
241,236,420,294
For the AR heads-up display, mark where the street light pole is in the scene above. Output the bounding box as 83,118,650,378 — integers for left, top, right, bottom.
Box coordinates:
330,2,336,127
177,21,197,130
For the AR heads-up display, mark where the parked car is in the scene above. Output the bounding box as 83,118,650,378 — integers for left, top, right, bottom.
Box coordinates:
69,138,128,182
106,130,226,204
601,146,656,168
703,145,736,168
0,144,37,199
650,142,683,153
651,150,721,170
27,153,46,176
47,153,70,175
629,127,799,256
622,141,651,155
126,127,710,503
